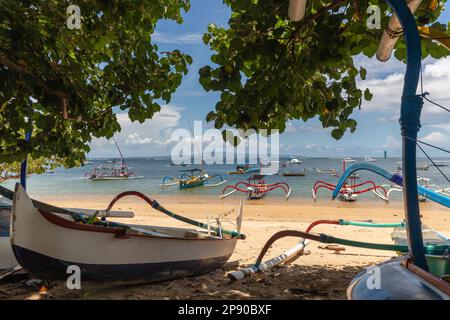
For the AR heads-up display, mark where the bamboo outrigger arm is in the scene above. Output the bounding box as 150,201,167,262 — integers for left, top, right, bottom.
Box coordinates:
418,26,450,51
289,0,307,21
292,0,449,62
377,0,422,61
106,191,246,239
332,163,450,208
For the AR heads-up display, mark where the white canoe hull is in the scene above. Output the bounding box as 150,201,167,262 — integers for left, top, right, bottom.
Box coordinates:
11,185,238,281
0,206,18,270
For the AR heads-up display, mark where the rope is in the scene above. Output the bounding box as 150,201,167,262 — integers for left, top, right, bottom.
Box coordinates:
404,136,450,154
385,25,403,39
423,95,450,113
416,143,450,184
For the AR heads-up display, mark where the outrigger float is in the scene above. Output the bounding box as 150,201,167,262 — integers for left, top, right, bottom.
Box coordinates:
1,184,245,281
220,175,291,200
312,160,388,202
161,168,226,189
383,177,440,202
228,0,450,299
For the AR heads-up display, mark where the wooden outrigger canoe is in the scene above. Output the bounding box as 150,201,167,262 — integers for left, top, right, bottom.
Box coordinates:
0,199,17,271
10,184,244,281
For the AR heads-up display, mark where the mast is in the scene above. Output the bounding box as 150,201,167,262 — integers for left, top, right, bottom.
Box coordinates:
187,122,204,172
112,137,126,167
384,0,428,270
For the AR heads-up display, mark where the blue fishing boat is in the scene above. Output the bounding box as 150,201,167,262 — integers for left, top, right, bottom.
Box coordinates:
162,168,227,189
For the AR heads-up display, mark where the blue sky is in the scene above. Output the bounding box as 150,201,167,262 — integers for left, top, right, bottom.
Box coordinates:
89,1,450,158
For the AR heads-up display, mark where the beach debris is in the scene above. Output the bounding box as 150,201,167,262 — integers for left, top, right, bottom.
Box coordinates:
318,244,346,253
24,285,48,300
0,265,23,281
222,260,240,271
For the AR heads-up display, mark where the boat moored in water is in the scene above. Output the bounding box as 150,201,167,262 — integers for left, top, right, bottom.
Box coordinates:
221,175,291,200
162,168,226,189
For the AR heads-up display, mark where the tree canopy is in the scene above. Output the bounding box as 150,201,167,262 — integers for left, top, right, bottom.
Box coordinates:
0,157,62,183
199,0,449,139
0,0,191,166
0,0,449,170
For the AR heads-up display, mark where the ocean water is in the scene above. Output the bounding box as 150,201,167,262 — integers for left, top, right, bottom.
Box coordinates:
1,157,449,201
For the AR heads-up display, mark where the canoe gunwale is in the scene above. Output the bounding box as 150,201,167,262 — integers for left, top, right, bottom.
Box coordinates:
38,208,235,242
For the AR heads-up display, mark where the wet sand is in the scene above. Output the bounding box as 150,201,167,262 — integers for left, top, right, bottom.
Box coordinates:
1,195,449,300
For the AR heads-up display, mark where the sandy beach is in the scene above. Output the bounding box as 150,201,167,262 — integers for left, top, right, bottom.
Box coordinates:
1,195,449,300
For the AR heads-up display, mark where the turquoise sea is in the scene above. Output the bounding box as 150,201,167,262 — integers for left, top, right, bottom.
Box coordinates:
1,157,449,201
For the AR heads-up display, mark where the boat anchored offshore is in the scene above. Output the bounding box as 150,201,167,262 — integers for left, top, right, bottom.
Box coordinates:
85,138,143,181
8,184,245,281
384,177,436,202
282,171,306,177
162,168,226,189
227,164,260,175
85,160,143,181
312,160,388,202
221,175,291,200
397,162,430,171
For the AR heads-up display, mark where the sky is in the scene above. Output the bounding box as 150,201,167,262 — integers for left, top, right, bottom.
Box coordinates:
88,1,450,159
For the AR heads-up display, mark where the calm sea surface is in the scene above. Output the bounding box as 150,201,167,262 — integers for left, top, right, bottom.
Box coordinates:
1,157,449,201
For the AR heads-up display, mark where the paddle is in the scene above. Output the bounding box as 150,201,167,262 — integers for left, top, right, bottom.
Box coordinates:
0,185,133,220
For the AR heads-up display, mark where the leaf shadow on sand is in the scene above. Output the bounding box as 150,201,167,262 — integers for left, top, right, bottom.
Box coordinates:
0,264,367,300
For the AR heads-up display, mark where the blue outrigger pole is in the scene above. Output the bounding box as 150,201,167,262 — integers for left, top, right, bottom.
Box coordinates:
378,0,427,270
20,131,32,190
331,0,428,270
332,163,450,208
346,0,427,270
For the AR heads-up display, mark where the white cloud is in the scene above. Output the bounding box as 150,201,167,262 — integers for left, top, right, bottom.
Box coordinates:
420,131,448,145
430,123,450,132
89,105,183,157
385,135,401,150
285,122,296,133
358,58,450,124
152,32,203,44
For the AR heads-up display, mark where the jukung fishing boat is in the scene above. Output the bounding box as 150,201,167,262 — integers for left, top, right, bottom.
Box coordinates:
227,164,261,174
85,138,143,181
384,177,434,202
85,160,143,181
8,184,245,281
220,175,291,200
282,171,306,177
312,159,388,202
162,168,226,189
397,161,430,171
228,0,450,299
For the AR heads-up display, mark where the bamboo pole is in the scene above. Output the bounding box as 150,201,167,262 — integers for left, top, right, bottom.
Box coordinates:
227,240,309,280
